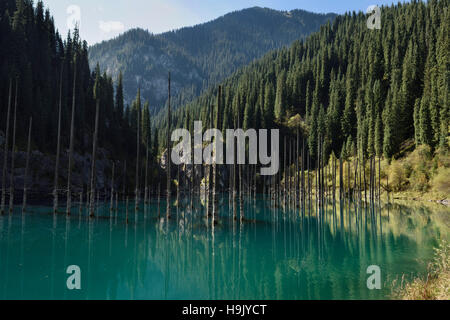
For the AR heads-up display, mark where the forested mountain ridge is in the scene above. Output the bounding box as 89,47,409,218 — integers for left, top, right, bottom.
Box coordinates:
160,0,449,166
0,0,150,166
88,7,336,113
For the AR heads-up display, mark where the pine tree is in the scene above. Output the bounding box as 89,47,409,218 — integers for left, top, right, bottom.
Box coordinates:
274,70,286,121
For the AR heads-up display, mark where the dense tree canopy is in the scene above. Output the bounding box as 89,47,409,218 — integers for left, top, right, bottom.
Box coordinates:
158,0,449,165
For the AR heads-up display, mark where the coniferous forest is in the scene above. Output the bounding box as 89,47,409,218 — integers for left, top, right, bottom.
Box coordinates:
0,0,448,203
164,0,448,160
0,0,449,302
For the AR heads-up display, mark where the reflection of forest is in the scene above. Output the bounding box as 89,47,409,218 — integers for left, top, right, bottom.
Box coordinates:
0,199,448,299
97,199,449,299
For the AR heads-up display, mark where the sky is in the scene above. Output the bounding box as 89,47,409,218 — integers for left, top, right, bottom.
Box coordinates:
41,0,407,45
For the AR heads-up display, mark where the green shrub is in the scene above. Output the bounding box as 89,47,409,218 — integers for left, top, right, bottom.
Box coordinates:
431,167,450,196
389,160,407,192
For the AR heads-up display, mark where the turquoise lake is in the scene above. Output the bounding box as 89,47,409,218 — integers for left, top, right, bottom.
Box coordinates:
0,195,448,300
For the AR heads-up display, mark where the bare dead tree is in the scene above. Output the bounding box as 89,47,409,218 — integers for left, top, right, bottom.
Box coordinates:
1,80,12,215
212,86,221,224
9,79,18,213
166,73,171,219
135,89,141,212
110,162,115,214
66,62,77,215
89,99,100,217
54,64,63,214
22,117,32,212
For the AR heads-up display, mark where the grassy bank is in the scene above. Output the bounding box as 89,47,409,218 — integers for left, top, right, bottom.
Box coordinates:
392,240,449,300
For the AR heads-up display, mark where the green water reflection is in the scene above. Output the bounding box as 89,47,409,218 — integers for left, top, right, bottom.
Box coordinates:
0,196,448,300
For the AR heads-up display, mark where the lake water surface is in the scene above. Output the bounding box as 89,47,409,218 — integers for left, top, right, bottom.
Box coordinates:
0,195,448,300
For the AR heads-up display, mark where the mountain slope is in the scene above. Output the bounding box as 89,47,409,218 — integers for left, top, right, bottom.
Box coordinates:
159,0,448,163
88,7,336,112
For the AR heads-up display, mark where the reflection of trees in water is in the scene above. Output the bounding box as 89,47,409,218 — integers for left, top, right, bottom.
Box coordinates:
0,199,447,299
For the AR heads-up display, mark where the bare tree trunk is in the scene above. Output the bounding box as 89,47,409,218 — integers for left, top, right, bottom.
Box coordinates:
378,156,381,205
122,160,127,201
144,142,149,205
283,136,286,209
207,103,213,218
79,192,83,217
1,80,12,215
110,162,115,214
296,130,299,209
157,183,161,218
166,73,171,219
339,156,343,201
9,80,18,213
176,161,180,209
135,91,141,212
126,196,129,224
363,157,367,205
190,132,194,211
232,119,237,220
54,66,63,214
212,86,221,224
22,117,32,212
301,139,305,211
238,113,244,222
67,65,77,215
89,99,100,217
307,152,311,212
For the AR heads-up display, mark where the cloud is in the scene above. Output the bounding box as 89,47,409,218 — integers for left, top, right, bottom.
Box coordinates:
99,20,125,33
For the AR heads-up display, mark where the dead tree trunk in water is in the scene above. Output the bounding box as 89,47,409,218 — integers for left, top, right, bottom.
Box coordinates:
122,161,127,201
190,132,194,211
206,103,213,218
283,136,286,209
135,89,141,212
176,160,180,210
238,113,244,222
89,99,100,217
339,156,343,201
212,86,221,224
67,65,77,215
157,184,161,218
110,162,115,214
1,80,12,215
166,73,171,219
22,117,32,212
54,65,63,214
9,80,18,213
296,130,299,209
144,142,149,205
232,118,237,220
301,139,305,211
363,157,367,205
378,156,381,205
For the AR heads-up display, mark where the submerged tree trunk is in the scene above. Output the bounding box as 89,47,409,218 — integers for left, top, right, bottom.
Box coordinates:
207,103,213,218
144,142,149,205
233,118,237,220
1,80,12,215
135,91,141,212
22,117,32,212
110,162,115,214
122,160,127,201
67,65,77,215
212,86,221,224
166,73,171,219
89,99,100,217
9,80,18,213
54,66,63,214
